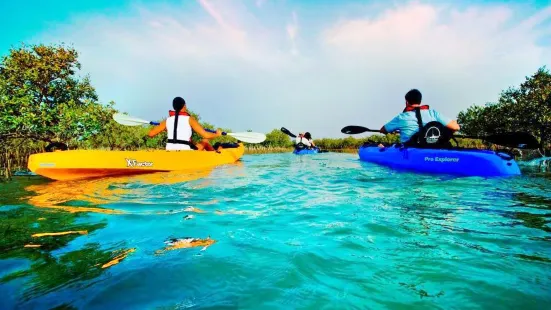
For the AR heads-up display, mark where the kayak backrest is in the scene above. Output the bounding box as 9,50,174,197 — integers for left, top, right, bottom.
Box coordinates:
407,120,455,148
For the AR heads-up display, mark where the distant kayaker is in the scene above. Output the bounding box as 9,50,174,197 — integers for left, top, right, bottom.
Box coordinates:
295,132,316,148
148,97,222,151
379,89,460,146
304,132,316,148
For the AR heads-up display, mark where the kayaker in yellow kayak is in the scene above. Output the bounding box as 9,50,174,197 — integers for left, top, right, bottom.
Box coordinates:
148,97,222,151
379,89,460,146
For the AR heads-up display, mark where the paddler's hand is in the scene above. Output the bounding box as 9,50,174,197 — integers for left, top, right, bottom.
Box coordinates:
378,144,385,148
215,129,222,137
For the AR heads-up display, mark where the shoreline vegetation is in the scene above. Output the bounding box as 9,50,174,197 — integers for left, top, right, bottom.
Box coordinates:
1,44,550,179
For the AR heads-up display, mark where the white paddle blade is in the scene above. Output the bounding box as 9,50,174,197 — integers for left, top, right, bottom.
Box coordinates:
227,132,266,143
113,113,151,126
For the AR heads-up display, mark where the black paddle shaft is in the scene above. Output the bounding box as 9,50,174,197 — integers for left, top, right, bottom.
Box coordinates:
457,132,541,149
341,125,539,149
281,127,297,138
341,125,381,135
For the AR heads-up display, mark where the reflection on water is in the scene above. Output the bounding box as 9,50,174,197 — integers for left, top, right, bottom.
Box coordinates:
101,248,136,269
0,206,109,302
0,154,550,309
155,237,216,255
31,231,88,238
23,168,216,214
1,167,222,306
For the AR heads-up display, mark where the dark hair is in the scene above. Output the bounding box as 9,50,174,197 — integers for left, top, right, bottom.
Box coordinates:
172,97,186,111
405,89,422,105
304,132,312,140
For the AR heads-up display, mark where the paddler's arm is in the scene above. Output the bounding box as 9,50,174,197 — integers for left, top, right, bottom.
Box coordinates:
148,120,166,137
379,116,402,147
377,126,388,148
189,117,222,139
434,111,460,132
446,120,460,132
380,114,402,135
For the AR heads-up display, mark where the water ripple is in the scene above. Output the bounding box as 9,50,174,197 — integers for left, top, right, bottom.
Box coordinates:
1,152,551,309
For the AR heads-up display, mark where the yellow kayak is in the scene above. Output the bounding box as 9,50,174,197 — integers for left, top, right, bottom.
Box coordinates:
28,143,244,181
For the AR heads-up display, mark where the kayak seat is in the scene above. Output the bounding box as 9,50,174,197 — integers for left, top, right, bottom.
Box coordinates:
294,142,317,151
45,142,69,152
406,121,458,149
213,142,240,150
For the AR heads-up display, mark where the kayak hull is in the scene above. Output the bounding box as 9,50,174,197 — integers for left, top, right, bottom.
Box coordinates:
28,144,245,181
358,145,521,177
293,147,320,155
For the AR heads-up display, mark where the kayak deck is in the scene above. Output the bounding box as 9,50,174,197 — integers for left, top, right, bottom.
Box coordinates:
28,144,244,181
293,147,320,155
358,144,521,177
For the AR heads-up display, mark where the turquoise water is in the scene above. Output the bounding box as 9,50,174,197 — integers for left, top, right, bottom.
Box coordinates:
1,152,550,309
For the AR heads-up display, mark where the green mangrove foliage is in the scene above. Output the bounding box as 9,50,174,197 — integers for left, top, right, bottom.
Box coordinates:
0,44,103,145
0,44,109,178
261,129,294,148
458,66,551,154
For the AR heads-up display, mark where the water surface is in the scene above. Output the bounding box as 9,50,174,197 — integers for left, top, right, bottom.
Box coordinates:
1,153,550,309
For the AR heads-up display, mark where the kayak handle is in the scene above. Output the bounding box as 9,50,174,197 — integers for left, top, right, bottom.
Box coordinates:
496,152,513,161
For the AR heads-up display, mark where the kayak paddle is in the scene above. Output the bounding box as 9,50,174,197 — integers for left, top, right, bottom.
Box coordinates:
203,129,266,143
341,124,540,149
113,113,266,144
341,125,381,134
280,127,297,138
456,132,541,149
341,125,399,135
113,113,160,126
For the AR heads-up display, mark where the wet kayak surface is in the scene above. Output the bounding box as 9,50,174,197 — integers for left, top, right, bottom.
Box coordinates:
1,152,550,309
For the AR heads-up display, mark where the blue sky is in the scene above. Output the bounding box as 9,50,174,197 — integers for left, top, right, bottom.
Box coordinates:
2,0,550,137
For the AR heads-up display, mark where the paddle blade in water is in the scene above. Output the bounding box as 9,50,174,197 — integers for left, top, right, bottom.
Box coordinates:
227,132,266,144
113,113,159,126
341,125,378,134
485,132,541,149
280,127,296,138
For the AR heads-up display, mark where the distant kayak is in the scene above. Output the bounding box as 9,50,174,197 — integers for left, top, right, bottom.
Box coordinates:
28,143,245,181
293,147,320,155
358,144,521,177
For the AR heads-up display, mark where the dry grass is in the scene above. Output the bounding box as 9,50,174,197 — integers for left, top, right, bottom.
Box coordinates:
244,146,293,154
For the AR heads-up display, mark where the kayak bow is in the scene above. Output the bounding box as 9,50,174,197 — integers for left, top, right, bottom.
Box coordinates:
293,147,320,155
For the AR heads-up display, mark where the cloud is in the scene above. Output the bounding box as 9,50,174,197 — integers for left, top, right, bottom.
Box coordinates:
255,0,267,8
287,11,299,55
36,0,551,137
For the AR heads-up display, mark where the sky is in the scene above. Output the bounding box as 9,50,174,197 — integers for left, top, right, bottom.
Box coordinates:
2,0,551,137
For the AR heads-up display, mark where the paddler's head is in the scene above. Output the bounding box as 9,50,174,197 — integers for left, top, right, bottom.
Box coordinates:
172,97,186,112
405,89,422,107
304,132,312,140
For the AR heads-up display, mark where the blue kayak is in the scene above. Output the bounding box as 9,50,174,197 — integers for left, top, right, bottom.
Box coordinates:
293,147,320,155
358,144,520,177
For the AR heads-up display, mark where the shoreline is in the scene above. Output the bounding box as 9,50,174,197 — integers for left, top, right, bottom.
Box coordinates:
244,147,358,155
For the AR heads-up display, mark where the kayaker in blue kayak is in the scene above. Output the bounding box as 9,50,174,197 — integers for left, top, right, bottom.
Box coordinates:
304,132,316,148
148,97,222,151
379,89,460,147
295,132,316,149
